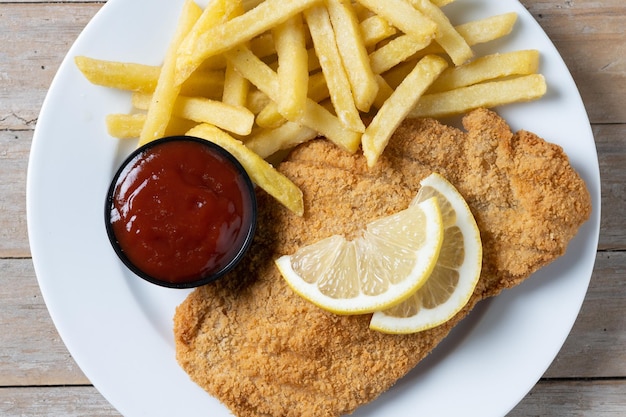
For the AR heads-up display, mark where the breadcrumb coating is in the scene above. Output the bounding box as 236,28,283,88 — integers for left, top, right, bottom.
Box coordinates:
174,109,591,417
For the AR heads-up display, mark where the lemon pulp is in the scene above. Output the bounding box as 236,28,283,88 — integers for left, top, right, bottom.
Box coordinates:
275,197,444,315
370,173,482,333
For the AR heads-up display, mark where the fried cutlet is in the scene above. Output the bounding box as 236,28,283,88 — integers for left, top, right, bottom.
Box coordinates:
174,108,592,417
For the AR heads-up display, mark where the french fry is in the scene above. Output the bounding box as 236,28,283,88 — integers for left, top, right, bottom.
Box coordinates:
416,12,518,58
428,49,540,93
174,97,255,136
77,0,552,220
362,55,448,167
307,71,331,102
432,0,455,6
247,89,271,114
186,123,304,216
250,33,279,60
408,0,472,65
304,5,365,133
254,71,329,128
133,93,254,136
106,113,196,139
74,56,225,97
245,121,318,159
456,12,517,45
224,44,361,152
175,0,242,85
105,114,146,139
381,59,416,89
382,13,520,88
242,0,264,11
355,0,437,44
74,57,160,93
372,75,394,109
408,74,547,119
369,34,431,75
359,15,397,47
139,0,202,146
299,14,398,75
256,101,288,129
178,70,225,99
176,0,322,85
224,45,280,100
222,61,250,107
217,0,249,107
299,99,361,152
273,14,309,120
327,0,379,112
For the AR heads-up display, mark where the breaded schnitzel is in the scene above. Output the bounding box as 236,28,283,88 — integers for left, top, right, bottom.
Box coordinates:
174,108,591,417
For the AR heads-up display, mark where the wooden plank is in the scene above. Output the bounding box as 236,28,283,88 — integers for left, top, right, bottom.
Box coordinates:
0,3,101,131
595,124,626,250
0,131,31,258
0,1,624,416
523,0,626,124
0,386,120,417
545,251,626,378
0,259,89,386
0,380,624,417
508,379,626,416
1,250,623,385
4,66,623,258
0,2,624,130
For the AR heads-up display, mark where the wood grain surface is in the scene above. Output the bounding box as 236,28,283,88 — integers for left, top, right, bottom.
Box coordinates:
1,0,624,415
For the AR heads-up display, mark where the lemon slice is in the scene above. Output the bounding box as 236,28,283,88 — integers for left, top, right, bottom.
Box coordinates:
370,173,482,333
275,197,444,314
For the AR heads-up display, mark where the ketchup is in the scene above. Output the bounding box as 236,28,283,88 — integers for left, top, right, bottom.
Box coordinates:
106,137,256,287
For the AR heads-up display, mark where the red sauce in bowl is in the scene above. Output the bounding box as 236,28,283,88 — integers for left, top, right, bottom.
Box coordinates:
106,136,256,288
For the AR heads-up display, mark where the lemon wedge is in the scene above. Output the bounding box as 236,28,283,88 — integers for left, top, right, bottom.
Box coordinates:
275,197,444,315
370,173,482,333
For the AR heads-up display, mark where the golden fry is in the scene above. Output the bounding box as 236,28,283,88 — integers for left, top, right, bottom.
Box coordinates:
428,49,540,93
186,123,304,216
176,0,321,84
105,113,196,139
255,101,288,129
359,15,397,47
74,56,159,93
304,5,365,132
225,44,361,152
246,89,271,114
416,13,518,58
245,121,318,159
362,55,448,167
74,56,224,97
372,75,394,109
369,35,431,75
432,0,455,5
327,0,379,112
133,93,254,136
355,0,437,43
77,0,549,212
176,0,242,84
105,113,146,139
409,74,547,119
408,0,472,65
254,71,330,129
222,61,250,107
273,14,309,120
139,0,202,146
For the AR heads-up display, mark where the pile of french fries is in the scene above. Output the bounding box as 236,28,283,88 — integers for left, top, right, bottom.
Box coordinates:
75,0,546,216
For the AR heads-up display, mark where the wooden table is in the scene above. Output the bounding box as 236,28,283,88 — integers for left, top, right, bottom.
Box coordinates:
1,0,624,415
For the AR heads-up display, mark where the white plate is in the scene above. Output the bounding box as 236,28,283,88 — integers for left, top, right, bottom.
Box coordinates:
27,0,601,416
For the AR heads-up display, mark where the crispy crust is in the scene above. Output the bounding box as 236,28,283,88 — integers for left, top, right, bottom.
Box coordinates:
174,109,591,417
